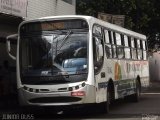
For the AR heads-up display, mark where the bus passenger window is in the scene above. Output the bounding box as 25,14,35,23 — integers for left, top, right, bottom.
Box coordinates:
142,41,147,50
143,51,147,60
128,37,131,47
108,31,115,44
140,40,143,49
132,48,137,60
142,41,147,60
137,49,143,60
137,39,141,48
115,33,121,45
117,46,124,59
124,35,128,47
131,37,134,48
113,32,117,44
112,45,117,58
104,30,109,43
124,47,131,59
93,26,102,37
134,38,137,48
105,45,112,58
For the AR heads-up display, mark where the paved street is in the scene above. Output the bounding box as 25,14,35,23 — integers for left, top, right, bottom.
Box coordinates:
0,82,160,120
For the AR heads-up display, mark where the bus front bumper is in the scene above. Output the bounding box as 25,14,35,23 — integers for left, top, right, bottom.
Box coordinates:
18,84,96,106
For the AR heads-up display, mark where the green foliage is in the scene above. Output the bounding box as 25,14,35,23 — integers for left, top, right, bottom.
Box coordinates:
76,0,160,49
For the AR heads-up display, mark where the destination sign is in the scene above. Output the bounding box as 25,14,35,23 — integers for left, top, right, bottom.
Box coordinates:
20,19,88,33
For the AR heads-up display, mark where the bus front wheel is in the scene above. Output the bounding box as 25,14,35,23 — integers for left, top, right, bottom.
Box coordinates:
99,88,110,113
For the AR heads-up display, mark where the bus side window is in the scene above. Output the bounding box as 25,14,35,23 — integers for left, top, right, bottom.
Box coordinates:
142,40,147,50
137,39,143,60
93,25,102,37
115,33,121,45
112,45,117,58
104,30,110,43
116,33,124,59
131,37,134,48
108,31,114,44
143,51,147,60
131,37,137,60
105,45,112,58
142,41,147,60
124,35,129,47
104,30,112,58
124,35,131,59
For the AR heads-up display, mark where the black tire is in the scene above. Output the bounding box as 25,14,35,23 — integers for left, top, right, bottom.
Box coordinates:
99,89,110,113
129,81,141,102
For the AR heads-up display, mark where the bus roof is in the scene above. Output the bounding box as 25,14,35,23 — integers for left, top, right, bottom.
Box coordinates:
21,15,146,40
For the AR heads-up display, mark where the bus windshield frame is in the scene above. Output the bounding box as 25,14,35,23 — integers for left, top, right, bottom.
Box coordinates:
19,19,89,85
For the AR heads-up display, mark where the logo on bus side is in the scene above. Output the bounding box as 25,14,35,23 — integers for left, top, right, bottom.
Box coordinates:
114,62,122,80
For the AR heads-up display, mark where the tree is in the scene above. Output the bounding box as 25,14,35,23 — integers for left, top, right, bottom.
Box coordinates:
76,0,160,50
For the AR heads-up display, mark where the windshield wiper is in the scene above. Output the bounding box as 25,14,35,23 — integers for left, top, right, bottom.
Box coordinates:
58,30,72,50
51,30,72,71
51,30,72,56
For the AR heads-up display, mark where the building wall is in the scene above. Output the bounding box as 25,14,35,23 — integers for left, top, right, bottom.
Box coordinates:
56,0,75,16
26,0,76,20
0,0,76,67
149,52,160,81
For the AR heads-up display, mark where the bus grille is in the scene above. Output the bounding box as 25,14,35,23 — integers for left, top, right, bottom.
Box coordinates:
29,97,82,103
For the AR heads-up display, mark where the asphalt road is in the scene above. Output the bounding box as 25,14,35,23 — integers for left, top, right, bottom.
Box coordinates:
1,82,160,120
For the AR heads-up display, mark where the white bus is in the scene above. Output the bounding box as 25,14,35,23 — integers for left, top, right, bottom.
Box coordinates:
7,15,149,113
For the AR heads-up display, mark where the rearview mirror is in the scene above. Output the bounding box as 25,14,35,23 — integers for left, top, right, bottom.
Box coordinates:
6,34,18,60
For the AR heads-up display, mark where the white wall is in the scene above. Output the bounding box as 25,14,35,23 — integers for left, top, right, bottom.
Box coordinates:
56,0,75,15
26,0,76,20
149,52,160,81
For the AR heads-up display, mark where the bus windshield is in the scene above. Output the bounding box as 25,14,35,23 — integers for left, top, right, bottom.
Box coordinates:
20,30,88,85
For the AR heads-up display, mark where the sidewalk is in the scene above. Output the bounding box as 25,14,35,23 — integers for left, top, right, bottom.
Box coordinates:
145,81,160,93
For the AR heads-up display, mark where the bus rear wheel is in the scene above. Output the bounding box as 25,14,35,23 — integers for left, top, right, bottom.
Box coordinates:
126,80,140,102
132,81,140,102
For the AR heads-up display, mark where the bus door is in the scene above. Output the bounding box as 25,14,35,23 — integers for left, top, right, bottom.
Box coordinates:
92,25,106,103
